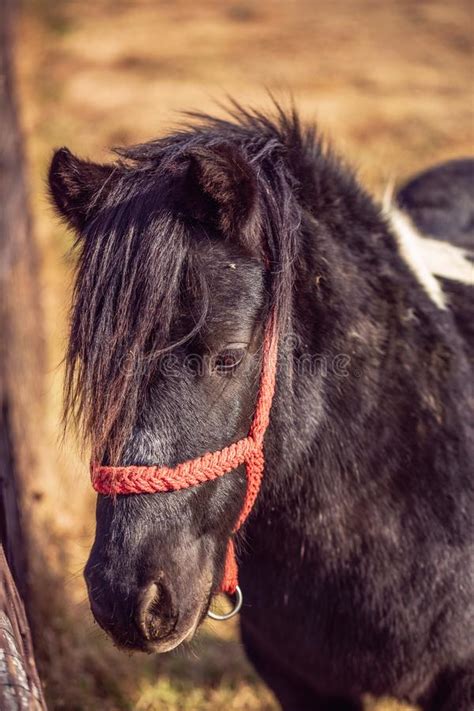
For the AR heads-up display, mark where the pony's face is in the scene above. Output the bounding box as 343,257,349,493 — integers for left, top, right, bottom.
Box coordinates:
49,141,269,651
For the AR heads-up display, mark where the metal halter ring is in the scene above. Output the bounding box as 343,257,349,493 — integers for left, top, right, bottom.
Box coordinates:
207,585,243,621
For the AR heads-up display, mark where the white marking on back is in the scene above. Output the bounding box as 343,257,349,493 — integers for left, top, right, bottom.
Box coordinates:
386,207,474,310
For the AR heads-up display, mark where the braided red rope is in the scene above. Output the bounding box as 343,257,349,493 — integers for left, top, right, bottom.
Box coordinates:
91,310,278,594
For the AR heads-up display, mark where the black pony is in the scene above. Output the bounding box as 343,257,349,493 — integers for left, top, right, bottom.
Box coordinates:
49,106,473,710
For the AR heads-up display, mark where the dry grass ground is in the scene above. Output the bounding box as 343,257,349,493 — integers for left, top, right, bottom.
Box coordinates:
14,1,473,709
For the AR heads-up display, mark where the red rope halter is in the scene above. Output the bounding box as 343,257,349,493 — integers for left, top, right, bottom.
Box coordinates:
91,311,278,595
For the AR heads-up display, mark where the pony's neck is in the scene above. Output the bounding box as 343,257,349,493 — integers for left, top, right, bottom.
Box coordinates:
260,164,442,517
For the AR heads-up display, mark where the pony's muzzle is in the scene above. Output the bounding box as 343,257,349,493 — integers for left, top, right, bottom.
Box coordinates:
87,573,198,653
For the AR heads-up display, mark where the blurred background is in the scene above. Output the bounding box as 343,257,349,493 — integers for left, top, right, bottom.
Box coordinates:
4,0,472,709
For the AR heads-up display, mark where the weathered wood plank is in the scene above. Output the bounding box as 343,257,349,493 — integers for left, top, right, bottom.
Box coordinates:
0,0,48,707
0,547,46,710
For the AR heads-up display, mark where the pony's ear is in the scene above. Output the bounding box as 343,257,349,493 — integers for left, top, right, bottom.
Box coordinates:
182,142,258,239
48,147,115,231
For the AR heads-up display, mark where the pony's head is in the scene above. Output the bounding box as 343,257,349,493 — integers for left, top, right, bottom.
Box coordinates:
49,109,301,651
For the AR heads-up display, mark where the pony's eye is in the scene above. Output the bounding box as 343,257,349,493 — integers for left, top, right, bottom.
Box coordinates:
212,348,245,374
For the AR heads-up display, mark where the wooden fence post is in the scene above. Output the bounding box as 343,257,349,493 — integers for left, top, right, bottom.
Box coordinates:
0,0,48,706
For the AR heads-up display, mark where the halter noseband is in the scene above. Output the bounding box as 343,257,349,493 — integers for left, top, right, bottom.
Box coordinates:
91,310,278,618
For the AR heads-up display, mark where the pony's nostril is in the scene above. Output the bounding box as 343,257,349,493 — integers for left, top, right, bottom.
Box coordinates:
137,581,176,642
